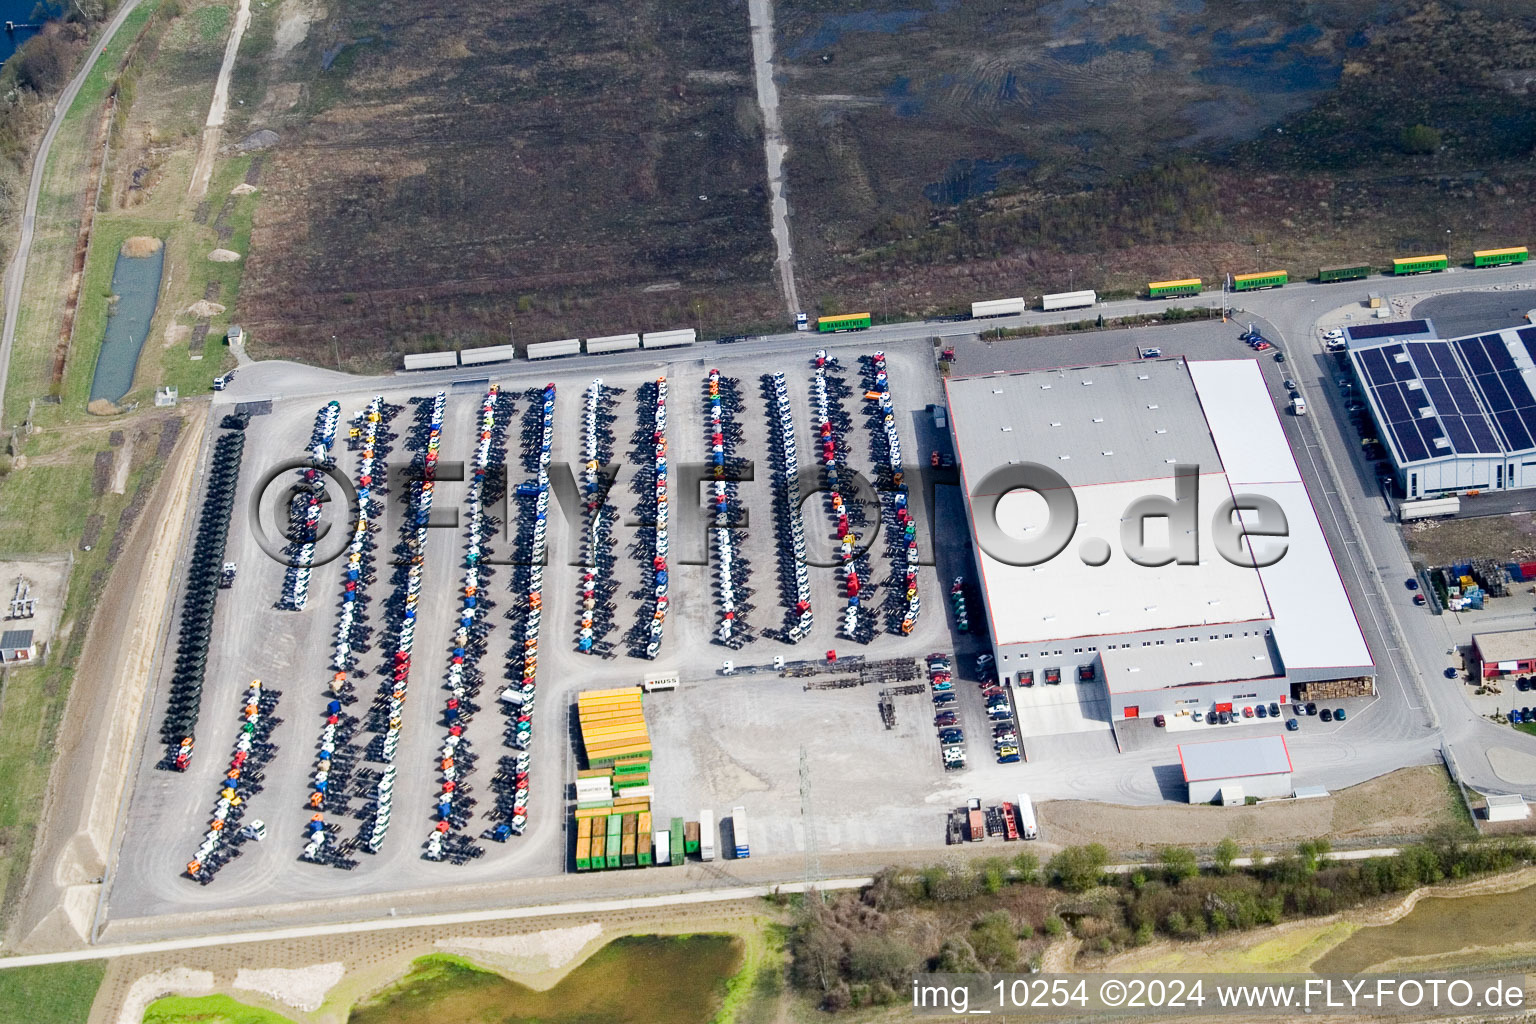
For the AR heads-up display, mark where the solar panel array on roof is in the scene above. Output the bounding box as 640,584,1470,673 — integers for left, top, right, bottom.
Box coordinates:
1518,326,1536,364
1348,319,1431,341
1407,342,1501,454
1453,332,1536,453
1359,344,1446,463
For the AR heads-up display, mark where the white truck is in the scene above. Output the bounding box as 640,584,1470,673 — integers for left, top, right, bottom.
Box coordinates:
699,808,716,861
1291,396,1306,415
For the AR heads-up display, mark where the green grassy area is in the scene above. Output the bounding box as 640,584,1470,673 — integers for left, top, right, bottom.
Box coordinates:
0,0,234,934
0,961,106,1024
192,3,229,44
143,994,299,1024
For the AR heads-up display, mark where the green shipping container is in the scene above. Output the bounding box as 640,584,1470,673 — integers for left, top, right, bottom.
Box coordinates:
685,820,700,853
614,774,649,789
590,831,606,870
670,818,685,862
638,835,652,867
575,834,591,871
1319,264,1372,283
613,761,650,775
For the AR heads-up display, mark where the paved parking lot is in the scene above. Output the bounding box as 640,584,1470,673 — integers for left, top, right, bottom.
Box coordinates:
107,341,993,918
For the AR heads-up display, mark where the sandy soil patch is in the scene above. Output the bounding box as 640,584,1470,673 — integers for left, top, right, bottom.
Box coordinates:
231,182,258,196
207,248,242,262
1039,766,1456,853
272,0,322,61
162,324,190,349
121,237,163,258
117,968,214,1024
435,922,603,977
185,300,227,318
233,962,344,1012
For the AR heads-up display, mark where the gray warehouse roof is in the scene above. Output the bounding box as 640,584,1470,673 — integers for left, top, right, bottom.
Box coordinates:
1179,735,1293,783
1101,633,1280,695
1473,628,1536,664
945,359,1223,488
0,629,33,649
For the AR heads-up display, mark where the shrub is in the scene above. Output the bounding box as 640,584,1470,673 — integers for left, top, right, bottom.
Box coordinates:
1213,837,1240,875
935,936,982,973
971,911,1020,971
1160,847,1198,883
1400,123,1441,154
1049,844,1110,893
1043,916,1066,937
1011,850,1041,885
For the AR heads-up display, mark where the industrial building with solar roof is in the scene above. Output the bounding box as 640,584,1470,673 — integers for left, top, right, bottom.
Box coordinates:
1343,319,1536,497
943,358,1375,752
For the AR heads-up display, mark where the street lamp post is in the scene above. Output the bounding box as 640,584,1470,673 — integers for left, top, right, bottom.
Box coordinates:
332,335,340,370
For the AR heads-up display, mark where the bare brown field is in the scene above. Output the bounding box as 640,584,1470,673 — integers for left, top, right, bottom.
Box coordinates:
1402,513,1536,567
776,0,1536,316
237,0,781,366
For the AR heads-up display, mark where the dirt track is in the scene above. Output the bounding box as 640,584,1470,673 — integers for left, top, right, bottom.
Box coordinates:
6,401,208,951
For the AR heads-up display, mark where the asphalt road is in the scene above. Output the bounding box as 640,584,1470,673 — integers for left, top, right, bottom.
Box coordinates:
0,0,150,429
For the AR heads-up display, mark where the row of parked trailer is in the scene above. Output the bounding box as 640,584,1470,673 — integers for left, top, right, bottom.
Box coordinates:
1146,248,1531,297
706,369,747,646
163,428,246,771
767,372,814,641
186,679,276,882
502,384,558,761
812,353,865,640
862,351,921,635
425,384,509,861
575,806,748,869
576,380,618,655
314,396,390,861
277,401,342,610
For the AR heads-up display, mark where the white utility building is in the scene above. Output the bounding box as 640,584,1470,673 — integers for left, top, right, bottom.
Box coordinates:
1179,735,1294,804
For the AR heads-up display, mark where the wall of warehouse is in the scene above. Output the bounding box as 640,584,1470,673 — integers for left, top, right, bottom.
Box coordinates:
1187,772,1291,804
1107,676,1291,722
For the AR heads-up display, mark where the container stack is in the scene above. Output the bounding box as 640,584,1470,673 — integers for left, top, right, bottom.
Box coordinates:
572,687,656,870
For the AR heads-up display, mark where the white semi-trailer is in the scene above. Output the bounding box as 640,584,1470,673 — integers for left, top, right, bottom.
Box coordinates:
1016,793,1038,839
585,333,641,354
402,351,458,370
641,328,697,349
699,808,716,861
1399,496,1460,521
1041,289,1097,311
459,344,516,366
526,338,581,359
971,297,1026,318
732,805,750,859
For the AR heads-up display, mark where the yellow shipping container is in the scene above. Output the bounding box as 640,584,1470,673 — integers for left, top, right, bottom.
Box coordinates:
578,816,594,839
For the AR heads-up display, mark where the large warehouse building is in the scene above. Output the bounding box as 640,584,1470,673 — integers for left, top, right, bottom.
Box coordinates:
944,358,1374,743
1344,319,1536,497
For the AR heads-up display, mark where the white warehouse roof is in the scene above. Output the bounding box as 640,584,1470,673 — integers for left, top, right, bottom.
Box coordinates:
1189,360,1374,672
1179,735,1293,783
975,474,1273,645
